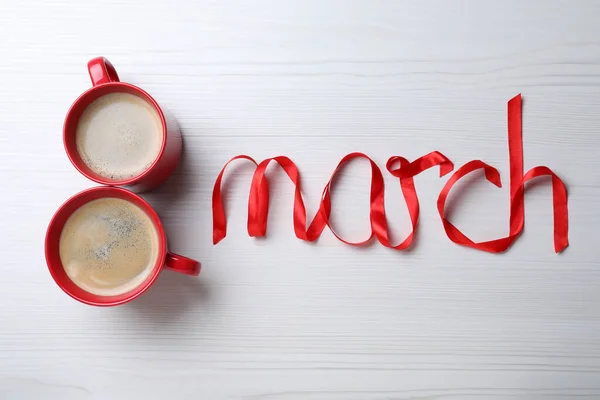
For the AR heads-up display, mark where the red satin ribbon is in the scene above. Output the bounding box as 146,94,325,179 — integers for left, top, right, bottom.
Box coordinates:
437,94,568,253
213,94,569,253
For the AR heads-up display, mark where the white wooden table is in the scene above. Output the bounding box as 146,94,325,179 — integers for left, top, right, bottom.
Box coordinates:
2,1,600,398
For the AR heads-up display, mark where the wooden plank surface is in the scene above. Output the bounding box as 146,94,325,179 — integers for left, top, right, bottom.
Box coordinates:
1,1,600,398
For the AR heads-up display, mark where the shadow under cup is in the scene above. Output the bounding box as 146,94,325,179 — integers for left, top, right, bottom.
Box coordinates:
45,187,168,306
63,83,168,187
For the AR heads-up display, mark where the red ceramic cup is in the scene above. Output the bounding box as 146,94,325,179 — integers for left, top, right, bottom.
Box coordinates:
45,186,200,306
63,57,182,192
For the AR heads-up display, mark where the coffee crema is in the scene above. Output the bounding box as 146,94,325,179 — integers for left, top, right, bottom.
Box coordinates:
75,92,163,181
59,197,159,296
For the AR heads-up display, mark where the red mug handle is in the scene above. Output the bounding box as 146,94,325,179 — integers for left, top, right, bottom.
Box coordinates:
165,252,201,276
88,56,120,86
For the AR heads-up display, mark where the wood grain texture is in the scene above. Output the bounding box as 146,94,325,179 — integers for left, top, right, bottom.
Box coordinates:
2,0,600,399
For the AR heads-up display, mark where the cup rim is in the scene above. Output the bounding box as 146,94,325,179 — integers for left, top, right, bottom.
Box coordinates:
45,186,167,306
63,82,168,187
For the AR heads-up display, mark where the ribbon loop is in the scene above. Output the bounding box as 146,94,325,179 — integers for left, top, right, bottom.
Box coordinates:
248,156,327,241
212,155,258,244
319,152,383,246
375,151,454,249
387,151,454,179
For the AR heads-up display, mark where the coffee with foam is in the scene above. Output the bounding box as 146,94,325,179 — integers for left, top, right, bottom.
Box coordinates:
75,92,163,181
59,197,159,296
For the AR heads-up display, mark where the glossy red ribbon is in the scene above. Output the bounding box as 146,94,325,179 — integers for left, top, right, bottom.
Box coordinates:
213,94,569,253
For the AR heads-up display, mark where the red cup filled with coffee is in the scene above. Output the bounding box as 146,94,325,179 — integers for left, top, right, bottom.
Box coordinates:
63,57,182,192
45,186,200,306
